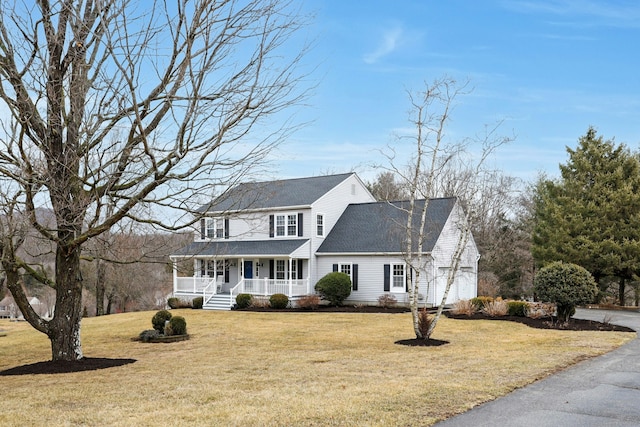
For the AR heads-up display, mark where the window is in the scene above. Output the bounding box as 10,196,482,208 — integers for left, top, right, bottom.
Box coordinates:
276,260,286,280
392,264,405,290
276,215,285,236
216,260,225,278
287,214,297,236
339,263,351,280
273,213,299,237
290,260,297,280
316,214,324,237
202,217,226,240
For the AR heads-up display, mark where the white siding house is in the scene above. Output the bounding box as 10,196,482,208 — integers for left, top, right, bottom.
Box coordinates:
170,173,478,310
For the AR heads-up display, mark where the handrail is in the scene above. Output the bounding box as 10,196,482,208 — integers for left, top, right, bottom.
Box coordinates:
229,279,244,308
202,278,217,305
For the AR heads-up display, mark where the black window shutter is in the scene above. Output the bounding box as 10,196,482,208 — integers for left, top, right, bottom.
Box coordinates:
269,215,274,238
200,218,206,240
225,260,230,283
332,264,338,272
224,218,230,239
352,264,358,291
298,213,303,236
383,264,390,292
269,260,274,280
297,259,303,280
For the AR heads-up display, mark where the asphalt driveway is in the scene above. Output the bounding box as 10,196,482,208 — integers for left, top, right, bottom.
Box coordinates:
435,308,640,427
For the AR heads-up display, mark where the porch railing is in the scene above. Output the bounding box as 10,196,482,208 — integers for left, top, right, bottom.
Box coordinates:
175,277,213,294
230,278,309,306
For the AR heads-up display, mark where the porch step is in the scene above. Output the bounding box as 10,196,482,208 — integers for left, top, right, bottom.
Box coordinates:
203,293,233,311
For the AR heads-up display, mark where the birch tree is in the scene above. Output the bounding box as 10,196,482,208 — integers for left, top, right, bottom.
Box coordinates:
0,0,310,361
385,77,511,340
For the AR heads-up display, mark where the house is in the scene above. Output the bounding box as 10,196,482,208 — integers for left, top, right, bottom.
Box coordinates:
170,173,478,310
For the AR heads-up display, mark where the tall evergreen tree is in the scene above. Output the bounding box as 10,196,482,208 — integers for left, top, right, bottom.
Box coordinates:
532,127,640,305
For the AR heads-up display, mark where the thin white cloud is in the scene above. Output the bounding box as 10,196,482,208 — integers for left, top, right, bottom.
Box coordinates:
363,26,404,64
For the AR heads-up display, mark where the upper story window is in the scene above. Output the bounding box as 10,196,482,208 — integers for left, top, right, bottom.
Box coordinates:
270,213,303,238
200,217,227,240
316,214,324,237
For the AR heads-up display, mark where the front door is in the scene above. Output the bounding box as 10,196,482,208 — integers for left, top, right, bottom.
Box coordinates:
243,261,253,279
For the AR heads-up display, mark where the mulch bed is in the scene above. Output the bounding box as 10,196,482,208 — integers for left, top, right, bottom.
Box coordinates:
444,312,636,332
0,357,136,376
237,305,411,313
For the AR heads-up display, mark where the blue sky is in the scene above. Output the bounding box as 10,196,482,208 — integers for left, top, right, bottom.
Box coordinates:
271,0,640,183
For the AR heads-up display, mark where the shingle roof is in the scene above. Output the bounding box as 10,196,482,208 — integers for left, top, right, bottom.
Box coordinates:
317,198,457,254
198,173,355,213
172,239,309,257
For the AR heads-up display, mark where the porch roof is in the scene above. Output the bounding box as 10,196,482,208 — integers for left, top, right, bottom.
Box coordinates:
171,239,310,258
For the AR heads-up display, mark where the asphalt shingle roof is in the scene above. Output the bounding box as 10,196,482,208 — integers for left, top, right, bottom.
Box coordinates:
198,173,355,213
172,239,309,257
317,197,457,254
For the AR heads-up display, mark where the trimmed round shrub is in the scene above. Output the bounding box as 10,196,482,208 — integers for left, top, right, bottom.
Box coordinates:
314,272,351,306
507,301,529,317
167,297,180,309
192,296,203,310
168,316,187,336
152,309,173,332
269,293,289,309
533,261,597,323
236,293,253,309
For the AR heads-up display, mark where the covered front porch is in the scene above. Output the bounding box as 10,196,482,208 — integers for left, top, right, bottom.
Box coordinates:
170,239,311,309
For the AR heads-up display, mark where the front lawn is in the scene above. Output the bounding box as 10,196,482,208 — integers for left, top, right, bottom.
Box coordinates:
0,310,634,426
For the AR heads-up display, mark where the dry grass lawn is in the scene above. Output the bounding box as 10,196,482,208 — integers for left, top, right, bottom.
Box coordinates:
0,310,634,426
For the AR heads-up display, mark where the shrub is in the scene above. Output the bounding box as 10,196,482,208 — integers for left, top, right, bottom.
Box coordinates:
534,262,598,323
152,309,172,332
482,299,508,317
236,293,253,309
527,302,555,319
250,297,270,308
417,308,434,339
167,297,191,309
269,293,289,309
139,329,160,343
470,296,493,311
507,301,529,317
451,299,476,316
297,294,321,310
168,316,187,336
192,297,203,310
377,294,397,308
314,272,351,306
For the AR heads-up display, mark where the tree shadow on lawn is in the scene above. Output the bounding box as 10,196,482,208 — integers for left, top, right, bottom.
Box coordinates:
0,358,136,376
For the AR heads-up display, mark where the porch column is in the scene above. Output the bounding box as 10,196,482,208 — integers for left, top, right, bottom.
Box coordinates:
171,258,178,294
288,258,293,297
240,258,245,293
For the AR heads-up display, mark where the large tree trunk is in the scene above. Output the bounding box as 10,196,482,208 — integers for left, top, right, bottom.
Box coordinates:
48,243,84,361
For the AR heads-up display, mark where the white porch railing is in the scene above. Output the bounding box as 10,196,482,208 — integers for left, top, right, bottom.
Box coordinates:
230,278,309,306
175,277,214,294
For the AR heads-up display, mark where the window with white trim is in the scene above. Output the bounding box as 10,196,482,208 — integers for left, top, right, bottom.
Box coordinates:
203,217,225,240
392,264,405,290
316,214,324,237
275,214,298,237
276,260,286,280
276,215,285,236
339,263,352,281
290,260,297,280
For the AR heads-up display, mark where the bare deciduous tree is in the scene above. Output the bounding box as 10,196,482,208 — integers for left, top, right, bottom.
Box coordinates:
0,0,310,360
383,77,511,340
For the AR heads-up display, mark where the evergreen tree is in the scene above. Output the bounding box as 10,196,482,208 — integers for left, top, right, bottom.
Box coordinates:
532,127,640,305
